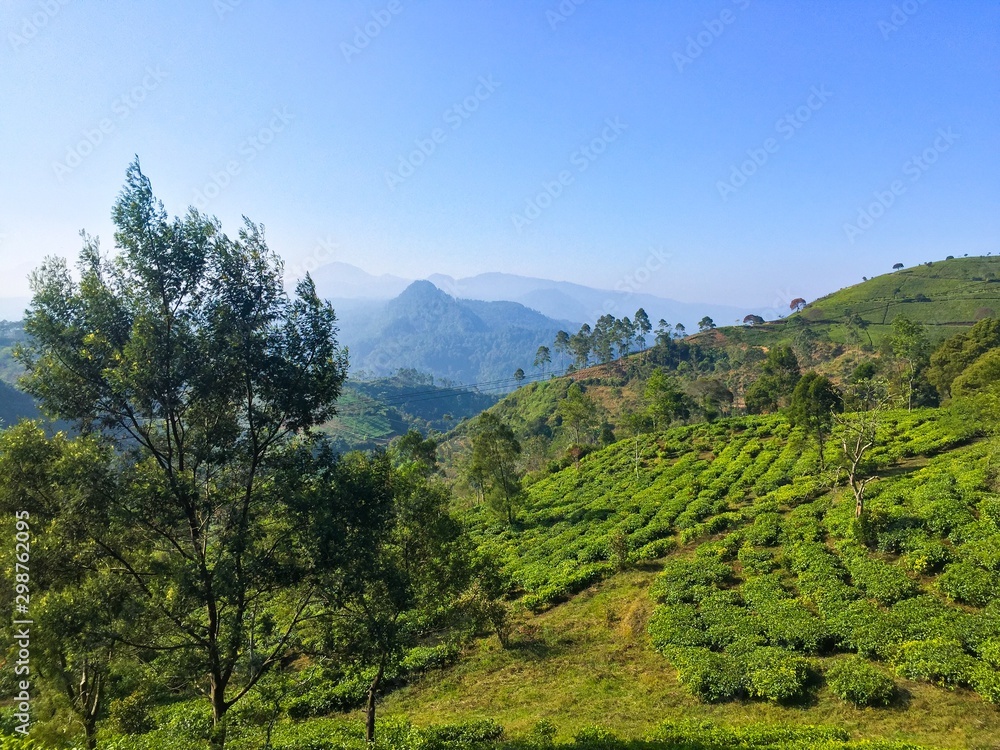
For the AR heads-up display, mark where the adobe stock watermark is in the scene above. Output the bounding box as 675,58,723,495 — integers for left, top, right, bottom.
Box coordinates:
674,0,751,73
341,0,403,63
11,511,32,736
590,247,672,321
192,107,294,211
384,75,501,191
843,127,958,244
510,117,627,233
51,66,168,183
213,0,243,20
546,0,587,30
287,235,339,282
717,85,832,201
879,0,930,40
7,0,72,51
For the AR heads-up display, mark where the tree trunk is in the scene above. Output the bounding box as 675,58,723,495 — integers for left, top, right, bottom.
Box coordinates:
209,677,228,750
366,657,386,745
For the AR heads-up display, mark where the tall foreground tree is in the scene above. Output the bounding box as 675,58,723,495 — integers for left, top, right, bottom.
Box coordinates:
13,161,349,748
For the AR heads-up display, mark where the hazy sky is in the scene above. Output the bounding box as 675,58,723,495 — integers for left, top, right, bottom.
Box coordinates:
1,0,997,311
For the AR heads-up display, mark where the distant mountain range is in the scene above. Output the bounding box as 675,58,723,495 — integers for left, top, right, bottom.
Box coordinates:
334,280,574,384
305,262,764,331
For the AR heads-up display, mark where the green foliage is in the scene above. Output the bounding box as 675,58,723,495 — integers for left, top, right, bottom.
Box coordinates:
839,544,917,605
466,412,524,524
743,647,812,703
936,560,1000,607
927,317,1000,398
664,647,746,702
826,656,895,707
745,346,801,414
788,372,842,470
895,638,975,687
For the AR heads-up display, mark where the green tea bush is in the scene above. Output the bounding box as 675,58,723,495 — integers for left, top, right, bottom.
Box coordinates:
826,656,896,707
737,544,776,575
647,604,708,649
895,638,975,687
830,599,901,660
422,719,504,748
402,643,461,673
760,600,831,654
743,647,812,703
889,596,978,648
919,493,976,538
649,558,731,605
959,534,1000,570
697,591,763,648
571,725,619,748
979,496,1000,531
666,647,746,702
648,720,850,747
840,545,917,605
630,537,677,561
936,560,1000,607
978,637,1000,667
900,537,951,574
970,661,1000,704
745,512,782,547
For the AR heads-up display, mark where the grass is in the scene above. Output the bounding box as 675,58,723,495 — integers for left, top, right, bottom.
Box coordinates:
379,566,1000,748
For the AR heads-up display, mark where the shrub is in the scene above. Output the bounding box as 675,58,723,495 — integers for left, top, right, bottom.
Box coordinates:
743,647,812,703
527,719,557,746
631,537,677,561
667,647,746,702
937,560,1000,607
828,601,901,660
737,545,776,575
840,545,917,605
971,661,1000,704
108,690,156,735
648,604,708,649
979,637,1000,667
572,725,619,748
826,656,896,707
745,512,782,547
895,638,975,687
649,558,731,605
979,497,1000,530
422,719,504,748
402,643,460,673
900,537,951,574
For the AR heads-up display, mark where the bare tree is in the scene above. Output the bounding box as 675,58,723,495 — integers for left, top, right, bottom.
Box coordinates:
835,379,891,519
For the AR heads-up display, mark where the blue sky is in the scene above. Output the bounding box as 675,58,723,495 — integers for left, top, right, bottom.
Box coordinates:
0,0,997,311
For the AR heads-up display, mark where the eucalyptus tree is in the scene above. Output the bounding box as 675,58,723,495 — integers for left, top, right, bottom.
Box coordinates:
13,160,349,748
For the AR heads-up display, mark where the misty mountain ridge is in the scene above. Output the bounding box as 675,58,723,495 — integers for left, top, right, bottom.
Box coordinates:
335,280,576,385
302,262,766,331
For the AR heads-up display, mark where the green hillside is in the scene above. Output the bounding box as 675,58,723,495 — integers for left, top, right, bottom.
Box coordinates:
382,408,1000,748
714,256,1000,351
320,371,498,450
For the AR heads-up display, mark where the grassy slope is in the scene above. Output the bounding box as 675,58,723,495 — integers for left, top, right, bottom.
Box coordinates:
381,568,999,749
384,408,1000,749
716,256,1000,350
